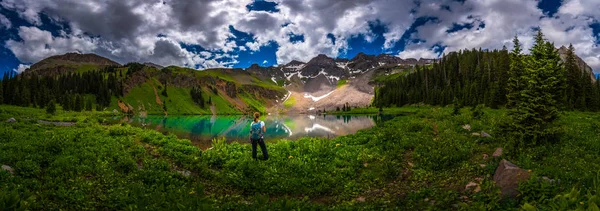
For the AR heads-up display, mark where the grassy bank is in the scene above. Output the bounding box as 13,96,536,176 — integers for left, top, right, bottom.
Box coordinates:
1,105,599,210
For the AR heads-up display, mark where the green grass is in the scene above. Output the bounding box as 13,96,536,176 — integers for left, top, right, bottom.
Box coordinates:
240,93,266,113
336,79,347,88
74,64,100,73
283,96,296,108
118,79,165,114
1,105,599,210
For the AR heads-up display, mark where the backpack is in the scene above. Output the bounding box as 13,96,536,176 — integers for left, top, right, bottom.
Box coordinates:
251,121,263,140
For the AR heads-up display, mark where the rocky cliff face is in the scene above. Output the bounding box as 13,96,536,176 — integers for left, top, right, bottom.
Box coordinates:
558,46,596,81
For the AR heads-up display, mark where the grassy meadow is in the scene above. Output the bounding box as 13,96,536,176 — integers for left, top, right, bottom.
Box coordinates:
1,105,599,210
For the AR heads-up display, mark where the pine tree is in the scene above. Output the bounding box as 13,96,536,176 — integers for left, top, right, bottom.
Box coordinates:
508,30,566,145
162,83,168,97
0,82,3,104
74,94,83,112
506,36,524,108
46,99,56,115
564,44,581,109
85,97,93,111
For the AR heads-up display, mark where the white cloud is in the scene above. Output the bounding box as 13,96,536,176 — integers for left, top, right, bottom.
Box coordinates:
0,14,11,28
398,48,438,60
262,60,267,64
6,26,98,63
13,64,30,74
395,0,600,72
1,0,600,73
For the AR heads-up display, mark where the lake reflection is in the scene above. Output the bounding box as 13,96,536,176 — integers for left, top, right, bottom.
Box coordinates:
121,114,394,150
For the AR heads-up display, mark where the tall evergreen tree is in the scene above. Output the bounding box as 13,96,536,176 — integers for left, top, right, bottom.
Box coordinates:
506,36,524,108
46,99,56,115
508,30,566,145
0,82,3,104
564,44,582,109
85,97,93,111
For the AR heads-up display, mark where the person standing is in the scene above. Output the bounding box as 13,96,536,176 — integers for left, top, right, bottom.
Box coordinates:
249,112,268,160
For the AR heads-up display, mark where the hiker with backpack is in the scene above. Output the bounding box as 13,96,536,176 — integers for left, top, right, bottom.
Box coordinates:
250,112,269,160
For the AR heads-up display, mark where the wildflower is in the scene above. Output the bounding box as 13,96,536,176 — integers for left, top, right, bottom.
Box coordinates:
288,155,293,159
336,143,341,147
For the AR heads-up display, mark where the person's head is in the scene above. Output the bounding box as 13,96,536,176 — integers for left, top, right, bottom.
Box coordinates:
253,112,260,122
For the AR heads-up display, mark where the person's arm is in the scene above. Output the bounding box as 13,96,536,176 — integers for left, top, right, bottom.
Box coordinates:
262,121,266,133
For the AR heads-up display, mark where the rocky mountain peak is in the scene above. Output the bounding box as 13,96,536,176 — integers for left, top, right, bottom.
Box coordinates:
26,52,121,75
307,54,335,66
557,45,595,80
284,60,305,67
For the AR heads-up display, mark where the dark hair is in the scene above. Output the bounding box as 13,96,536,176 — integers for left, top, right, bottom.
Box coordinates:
253,112,260,122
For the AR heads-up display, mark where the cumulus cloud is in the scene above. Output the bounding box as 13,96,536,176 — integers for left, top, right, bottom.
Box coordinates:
13,64,30,74
6,26,97,63
1,0,599,72
0,14,11,28
396,0,600,71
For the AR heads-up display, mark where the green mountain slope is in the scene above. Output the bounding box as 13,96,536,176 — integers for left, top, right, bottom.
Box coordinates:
114,65,286,115
4,53,286,116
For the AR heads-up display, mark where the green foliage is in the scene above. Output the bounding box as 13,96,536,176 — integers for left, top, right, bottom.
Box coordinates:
46,99,56,115
471,104,484,120
453,97,462,116
283,96,295,108
522,172,600,210
337,79,347,88
1,105,600,210
507,35,525,109
506,30,566,146
190,86,205,108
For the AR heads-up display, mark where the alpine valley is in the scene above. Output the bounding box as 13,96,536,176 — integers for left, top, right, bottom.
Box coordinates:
2,47,594,116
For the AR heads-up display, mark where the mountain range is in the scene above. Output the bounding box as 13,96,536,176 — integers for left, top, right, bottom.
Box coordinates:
16,47,595,114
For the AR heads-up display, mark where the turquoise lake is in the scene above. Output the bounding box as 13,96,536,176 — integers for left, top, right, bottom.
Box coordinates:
119,114,397,149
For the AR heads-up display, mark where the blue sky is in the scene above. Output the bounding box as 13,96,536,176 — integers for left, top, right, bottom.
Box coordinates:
0,0,599,75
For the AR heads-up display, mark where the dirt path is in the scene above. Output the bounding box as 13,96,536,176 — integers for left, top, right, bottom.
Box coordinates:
151,85,163,105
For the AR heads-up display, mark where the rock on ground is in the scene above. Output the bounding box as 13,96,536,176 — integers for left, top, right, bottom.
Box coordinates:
6,118,16,123
1,165,14,175
38,120,76,126
492,148,503,158
462,124,472,131
481,131,492,138
465,182,481,193
493,159,530,198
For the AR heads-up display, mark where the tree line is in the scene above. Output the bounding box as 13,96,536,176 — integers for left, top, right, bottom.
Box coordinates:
0,68,125,112
374,33,600,112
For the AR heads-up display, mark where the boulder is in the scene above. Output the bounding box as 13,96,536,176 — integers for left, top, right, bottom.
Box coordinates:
481,131,492,138
6,118,16,123
493,159,530,198
492,148,503,158
1,165,14,175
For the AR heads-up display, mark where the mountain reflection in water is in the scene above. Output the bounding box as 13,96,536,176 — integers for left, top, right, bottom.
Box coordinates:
119,114,398,150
